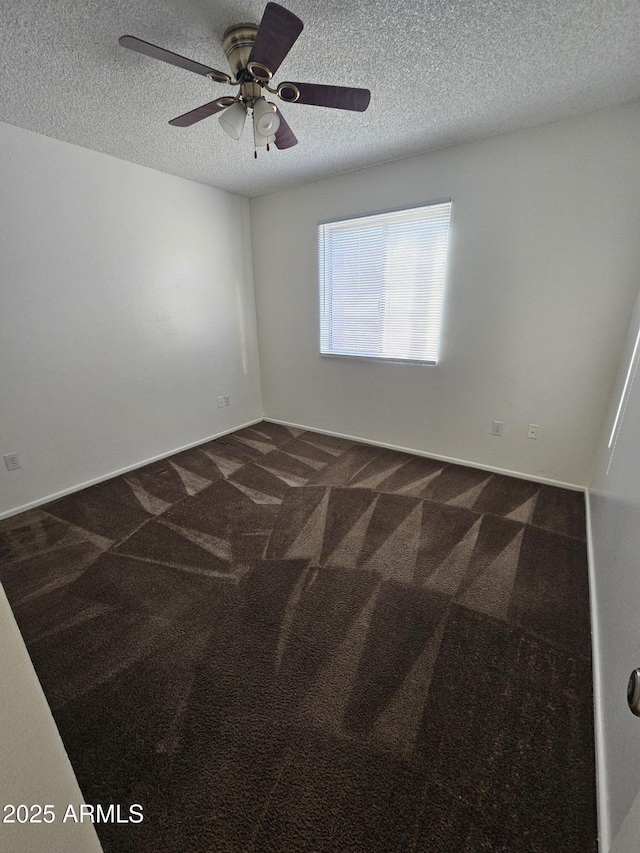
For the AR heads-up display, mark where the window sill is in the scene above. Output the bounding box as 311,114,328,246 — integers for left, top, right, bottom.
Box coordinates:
320,353,437,366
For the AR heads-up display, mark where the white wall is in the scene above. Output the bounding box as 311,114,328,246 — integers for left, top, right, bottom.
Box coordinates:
0,120,264,849
0,121,262,519
589,279,640,851
0,587,102,853
251,100,640,487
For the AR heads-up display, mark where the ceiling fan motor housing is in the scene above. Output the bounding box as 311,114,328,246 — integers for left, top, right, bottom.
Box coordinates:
223,24,259,79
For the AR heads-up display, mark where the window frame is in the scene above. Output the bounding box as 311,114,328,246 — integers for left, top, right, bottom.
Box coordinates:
318,198,452,366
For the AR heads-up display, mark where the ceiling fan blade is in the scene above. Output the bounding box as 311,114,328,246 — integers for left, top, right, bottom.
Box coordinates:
169,99,229,127
247,3,303,76
274,108,298,149
282,82,370,112
119,35,230,83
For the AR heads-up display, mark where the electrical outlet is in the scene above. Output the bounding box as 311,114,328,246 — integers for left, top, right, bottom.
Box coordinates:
4,453,21,471
491,420,504,436
527,423,539,440
217,396,224,408
224,395,230,407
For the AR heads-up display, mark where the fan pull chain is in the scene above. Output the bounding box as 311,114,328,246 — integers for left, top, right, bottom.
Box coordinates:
254,149,257,159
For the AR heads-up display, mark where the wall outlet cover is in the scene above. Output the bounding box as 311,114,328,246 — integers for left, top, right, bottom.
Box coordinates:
4,453,21,471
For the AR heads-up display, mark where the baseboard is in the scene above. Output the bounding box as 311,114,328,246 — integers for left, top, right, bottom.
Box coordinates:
3,416,584,523
0,417,264,522
265,417,585,491
585,489,610,852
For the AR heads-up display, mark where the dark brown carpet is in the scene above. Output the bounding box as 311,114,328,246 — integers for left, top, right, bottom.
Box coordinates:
0,422,596,852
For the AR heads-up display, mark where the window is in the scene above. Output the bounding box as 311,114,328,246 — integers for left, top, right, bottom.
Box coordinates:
318,200,452,364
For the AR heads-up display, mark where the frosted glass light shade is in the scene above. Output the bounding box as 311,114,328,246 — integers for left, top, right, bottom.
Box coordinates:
253,130,275,147
253,119,275,148
253,98,280,137
218,102,247,140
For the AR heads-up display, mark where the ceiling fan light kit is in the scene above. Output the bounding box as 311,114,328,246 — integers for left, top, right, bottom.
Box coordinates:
253,97,281,136
119,2,370,156
218,100,247,140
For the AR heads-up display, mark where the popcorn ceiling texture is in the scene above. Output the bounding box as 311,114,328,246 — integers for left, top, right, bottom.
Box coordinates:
0,0,639,197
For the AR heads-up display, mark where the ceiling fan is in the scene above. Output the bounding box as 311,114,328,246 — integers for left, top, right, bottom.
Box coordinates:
119,2,371,156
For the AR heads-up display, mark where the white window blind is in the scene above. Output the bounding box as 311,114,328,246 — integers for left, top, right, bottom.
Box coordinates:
319,200,451,364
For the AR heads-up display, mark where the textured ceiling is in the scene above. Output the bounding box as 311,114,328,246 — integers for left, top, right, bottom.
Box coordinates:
1,0,639,197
